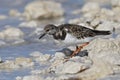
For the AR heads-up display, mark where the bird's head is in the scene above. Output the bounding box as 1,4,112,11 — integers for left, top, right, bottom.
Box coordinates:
39,24,57,39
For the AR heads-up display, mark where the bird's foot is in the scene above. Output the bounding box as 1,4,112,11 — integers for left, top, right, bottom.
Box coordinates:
70,42,89,58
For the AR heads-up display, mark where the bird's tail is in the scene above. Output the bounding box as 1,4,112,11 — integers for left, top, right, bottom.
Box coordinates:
93,30,111,35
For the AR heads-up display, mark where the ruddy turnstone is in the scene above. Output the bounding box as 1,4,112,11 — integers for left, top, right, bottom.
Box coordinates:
39,24,111,57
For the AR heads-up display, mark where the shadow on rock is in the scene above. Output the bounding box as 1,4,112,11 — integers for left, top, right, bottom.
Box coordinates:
60,48,88,57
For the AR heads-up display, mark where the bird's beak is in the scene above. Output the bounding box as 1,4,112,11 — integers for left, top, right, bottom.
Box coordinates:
39,32,46,39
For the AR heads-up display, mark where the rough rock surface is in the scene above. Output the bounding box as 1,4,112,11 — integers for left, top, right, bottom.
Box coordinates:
19,21,37,28
30,51,51,62
9,9,21,17
84,38,120,66
15,57,34,68
48,52,92,74
0,57,34,71
81,2,100,13
23,1,64,20
16,75,43,80
0,26,24,40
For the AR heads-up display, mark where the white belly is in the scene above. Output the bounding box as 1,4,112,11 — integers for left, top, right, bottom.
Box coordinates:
55,33,93,45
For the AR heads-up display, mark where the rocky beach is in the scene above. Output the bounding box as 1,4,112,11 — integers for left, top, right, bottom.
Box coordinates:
0,0,120,80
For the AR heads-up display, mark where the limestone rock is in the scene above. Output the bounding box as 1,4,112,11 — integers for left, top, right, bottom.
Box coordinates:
9,9,21,17
54,52,66,59
81,2,100,13
99,75,120,80
0,60,20,71
23,1,64,20
19,21,37,28
22,75,43,80
0,26,24,40
111,0,120,8
16,76,22,80
49,56,92,74
30,51,51,62
84,38,120,65
84,38,120,74
0,57,34,71
15,57,34,68
96,21,120,31
77,58,113,80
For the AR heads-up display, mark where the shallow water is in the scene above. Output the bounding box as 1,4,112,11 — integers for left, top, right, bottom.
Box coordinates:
0,0,85,80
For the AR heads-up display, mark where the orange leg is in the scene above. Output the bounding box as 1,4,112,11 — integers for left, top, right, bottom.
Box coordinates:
71,42,89,57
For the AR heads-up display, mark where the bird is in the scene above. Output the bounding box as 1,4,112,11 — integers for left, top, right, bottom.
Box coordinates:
39,24,111,57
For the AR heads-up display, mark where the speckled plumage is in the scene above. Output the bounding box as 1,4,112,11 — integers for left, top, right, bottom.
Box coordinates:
39,24,111,44
57,24,96,39
55,24,111,39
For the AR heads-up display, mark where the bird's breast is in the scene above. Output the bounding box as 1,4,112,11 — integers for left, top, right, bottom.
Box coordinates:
55,33,93,45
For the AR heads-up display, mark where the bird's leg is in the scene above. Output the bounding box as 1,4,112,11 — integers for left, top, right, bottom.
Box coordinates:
71,42,89,57
76,46,79,49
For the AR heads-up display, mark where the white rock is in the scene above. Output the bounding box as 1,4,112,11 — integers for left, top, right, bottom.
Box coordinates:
35,54,51,62
15,57,34,68
96,21,120,31
72,9,81,15
69,18,83,24
31,70,43,74
70,56,93,65
54,52,66,59
0,15,7,20
22,75,43,80
30,51,42,57
9,9,21,17
100,8,115,17
12,39,25,44
30,51,51,62
0,60,20,70
23,1,64,20
45,77,55,80
0,57,34,71
70,38,120,79
0,26,24,40
50,56,92,74
111,8,120,22
111,0,120,7
19,21,37,28
99,75,120,80
77,58,113,80
16,76,22,80
55,61,89,74
83,11,99,18
54,75,70,80
81,2,100,13
84,38,120,65
49,52,66,67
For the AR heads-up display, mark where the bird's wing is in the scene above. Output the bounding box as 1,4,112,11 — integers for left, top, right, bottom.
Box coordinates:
65,25,96,39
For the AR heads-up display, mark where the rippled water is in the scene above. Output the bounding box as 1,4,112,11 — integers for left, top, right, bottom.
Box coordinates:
0,0,85,80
